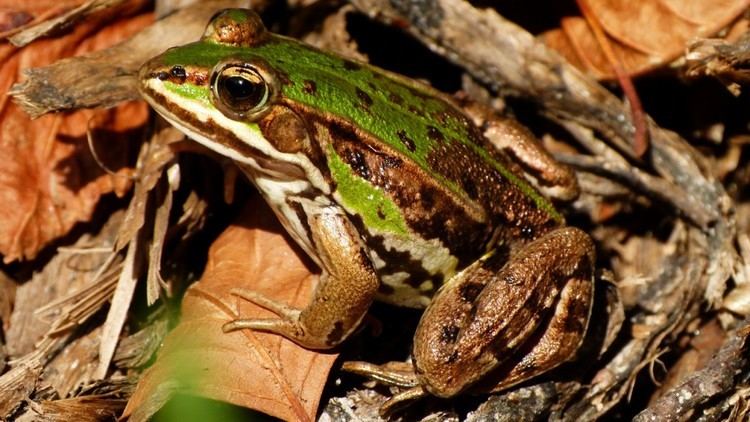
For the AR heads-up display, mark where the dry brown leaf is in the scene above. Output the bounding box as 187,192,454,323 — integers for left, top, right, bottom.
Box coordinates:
541,0,750,79
7,0,147,47
0,12,153,263
0,1,85,38
124,199,337,422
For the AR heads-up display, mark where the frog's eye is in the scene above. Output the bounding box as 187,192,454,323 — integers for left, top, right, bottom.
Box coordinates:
211,62,274,119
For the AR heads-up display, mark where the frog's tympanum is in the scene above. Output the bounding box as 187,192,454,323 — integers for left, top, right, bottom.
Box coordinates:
139,8,595,409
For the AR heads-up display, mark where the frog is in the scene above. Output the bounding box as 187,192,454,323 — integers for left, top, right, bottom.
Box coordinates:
137,8,595,411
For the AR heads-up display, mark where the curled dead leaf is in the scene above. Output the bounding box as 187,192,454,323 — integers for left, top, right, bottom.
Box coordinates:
541,0,750,78
124,199,337,422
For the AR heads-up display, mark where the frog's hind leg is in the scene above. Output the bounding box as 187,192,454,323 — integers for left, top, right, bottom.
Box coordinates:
464,102,579,202
223,204,380,350
412,226,594,397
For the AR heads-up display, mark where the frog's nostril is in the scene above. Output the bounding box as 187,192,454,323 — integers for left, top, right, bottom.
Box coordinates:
170,65,187,80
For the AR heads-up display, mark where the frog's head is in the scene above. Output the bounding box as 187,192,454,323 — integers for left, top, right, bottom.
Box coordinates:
138,9,323,184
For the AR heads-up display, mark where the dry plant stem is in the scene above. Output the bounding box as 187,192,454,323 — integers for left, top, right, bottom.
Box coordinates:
97,233,140,379
687,31,750,88
145,163,180,305
348,0,725,229
9,0,257,118
41,265,122,336
0,357,43,416
7,0,142,46
35,394,128,421
554,122,711,225
97,127,179,376
114,126,180,252
633,320,750,421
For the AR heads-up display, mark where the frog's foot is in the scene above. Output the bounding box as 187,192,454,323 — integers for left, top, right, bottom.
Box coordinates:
221,280,362,350
222,288,303,336
412,227,595,397
342,360,418,387
342,361,427,416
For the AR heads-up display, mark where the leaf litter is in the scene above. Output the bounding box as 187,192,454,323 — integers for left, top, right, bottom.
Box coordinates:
2,0,750,421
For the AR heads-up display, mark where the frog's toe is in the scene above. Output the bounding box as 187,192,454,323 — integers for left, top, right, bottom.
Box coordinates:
228,287,300,318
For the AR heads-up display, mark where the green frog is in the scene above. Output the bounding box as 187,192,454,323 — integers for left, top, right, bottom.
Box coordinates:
138,8,595,410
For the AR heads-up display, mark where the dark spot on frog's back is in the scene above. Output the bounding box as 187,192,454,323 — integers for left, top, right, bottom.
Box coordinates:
460,282,484,302
441,325,459,344
389,92,404,105
344,148,371,180
408,105,425,118
355,87,373,108
426,126,445,142
461,175,478,197
520,225,535,239
419,187,435,209
302,79,317,95
396,129,416,152
382,155,403,169
377,205,386,220
432,110,449,125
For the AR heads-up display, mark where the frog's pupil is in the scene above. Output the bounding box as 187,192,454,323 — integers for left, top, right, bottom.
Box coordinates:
225,76,255,100
220,73,266,111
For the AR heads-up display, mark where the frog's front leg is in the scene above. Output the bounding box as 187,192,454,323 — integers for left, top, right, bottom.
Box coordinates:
223,204,379,349
413,226,594,397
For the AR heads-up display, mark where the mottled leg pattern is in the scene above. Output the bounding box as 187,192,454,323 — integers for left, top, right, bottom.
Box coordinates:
412,226,594,397
223,206,380,349
463,102,579,201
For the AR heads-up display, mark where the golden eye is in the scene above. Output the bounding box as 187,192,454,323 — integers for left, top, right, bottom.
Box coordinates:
211,63,273,119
